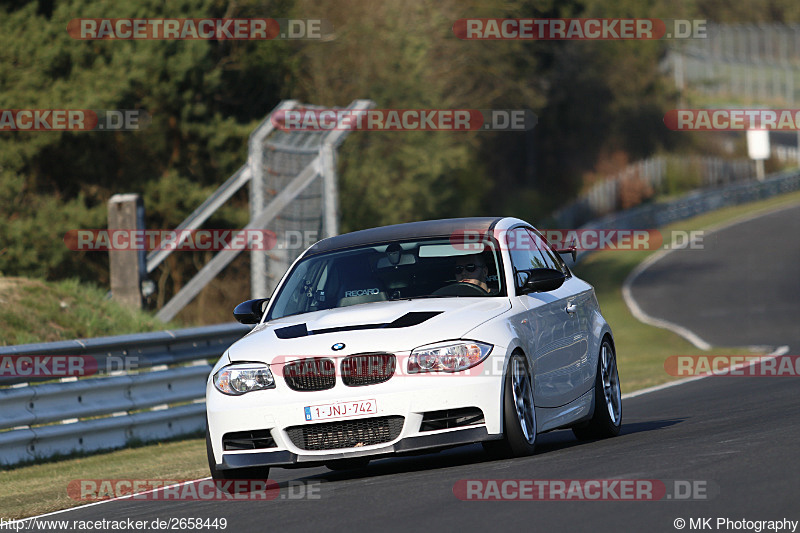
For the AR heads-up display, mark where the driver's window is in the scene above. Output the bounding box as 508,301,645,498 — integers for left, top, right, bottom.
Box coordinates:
507,228,547,287
526,229,561,271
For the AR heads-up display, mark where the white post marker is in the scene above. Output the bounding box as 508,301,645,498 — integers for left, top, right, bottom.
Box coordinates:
796,130,800,168
746,129,769,181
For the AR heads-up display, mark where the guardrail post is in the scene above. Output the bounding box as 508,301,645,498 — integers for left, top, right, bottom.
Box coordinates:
108,194,145,309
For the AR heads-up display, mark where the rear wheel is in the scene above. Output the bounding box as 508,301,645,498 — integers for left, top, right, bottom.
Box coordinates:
572,338,622,440
484,353,537,458
206,426,269,492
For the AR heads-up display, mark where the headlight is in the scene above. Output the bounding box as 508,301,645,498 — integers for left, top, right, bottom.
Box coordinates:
213,363,275,395
408,341,493,373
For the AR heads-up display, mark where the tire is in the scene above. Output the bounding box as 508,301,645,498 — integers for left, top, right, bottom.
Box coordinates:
206,426,270,493
572,338,622,440
484,353,537,458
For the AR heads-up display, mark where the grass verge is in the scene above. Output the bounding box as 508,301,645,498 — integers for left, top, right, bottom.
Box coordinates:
0,436,209,520
0,277,180,345
2,189,799,520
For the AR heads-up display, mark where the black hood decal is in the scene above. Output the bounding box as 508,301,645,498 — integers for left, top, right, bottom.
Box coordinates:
274,311,442,340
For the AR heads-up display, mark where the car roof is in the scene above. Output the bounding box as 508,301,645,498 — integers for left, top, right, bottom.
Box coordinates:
305,217,505,255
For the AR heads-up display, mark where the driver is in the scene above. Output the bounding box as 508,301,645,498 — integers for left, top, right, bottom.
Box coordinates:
454,253,489,292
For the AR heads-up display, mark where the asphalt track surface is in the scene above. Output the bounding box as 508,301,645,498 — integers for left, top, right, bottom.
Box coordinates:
630,203,800,350
17,203,800,533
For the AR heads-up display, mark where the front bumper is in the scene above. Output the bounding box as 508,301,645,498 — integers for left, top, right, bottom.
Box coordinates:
207,368,504,469
220,427,499,469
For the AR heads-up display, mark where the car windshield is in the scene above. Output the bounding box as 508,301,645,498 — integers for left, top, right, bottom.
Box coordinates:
267,237,506,320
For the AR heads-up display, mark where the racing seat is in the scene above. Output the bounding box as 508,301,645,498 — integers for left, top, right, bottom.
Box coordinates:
335,257,387,307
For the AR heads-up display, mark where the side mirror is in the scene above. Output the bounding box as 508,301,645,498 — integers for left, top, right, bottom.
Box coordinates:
233,298,269,324
522,268,566,293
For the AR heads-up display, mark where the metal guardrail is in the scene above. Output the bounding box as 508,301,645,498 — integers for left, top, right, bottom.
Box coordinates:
0,323,250,466
574,168,800,261
0,323,250,387
552,155,758,228
0,365,211,429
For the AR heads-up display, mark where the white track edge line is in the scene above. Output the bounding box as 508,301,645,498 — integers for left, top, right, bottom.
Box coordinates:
622,344,789,400
9,477,213,524
622,201,800,351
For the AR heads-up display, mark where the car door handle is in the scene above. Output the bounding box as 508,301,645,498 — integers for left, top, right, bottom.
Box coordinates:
565,304,577,315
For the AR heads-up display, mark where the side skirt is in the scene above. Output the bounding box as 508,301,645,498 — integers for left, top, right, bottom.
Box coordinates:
535,387,594,433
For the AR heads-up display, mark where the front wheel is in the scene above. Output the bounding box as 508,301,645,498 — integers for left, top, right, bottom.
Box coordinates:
572,338,622,440
484,353,537,458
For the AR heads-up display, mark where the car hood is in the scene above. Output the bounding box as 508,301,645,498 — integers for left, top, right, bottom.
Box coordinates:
228,298,511,363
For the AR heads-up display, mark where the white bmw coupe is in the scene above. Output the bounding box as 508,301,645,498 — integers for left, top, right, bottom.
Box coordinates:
206,217,621,481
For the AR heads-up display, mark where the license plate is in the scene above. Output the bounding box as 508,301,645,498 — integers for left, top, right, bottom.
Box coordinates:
304,399,377,421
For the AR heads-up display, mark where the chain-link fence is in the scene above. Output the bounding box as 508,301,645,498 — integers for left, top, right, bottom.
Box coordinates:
250,119,323,297
155,99,374,322
249,101,374,298
668,23,800,104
